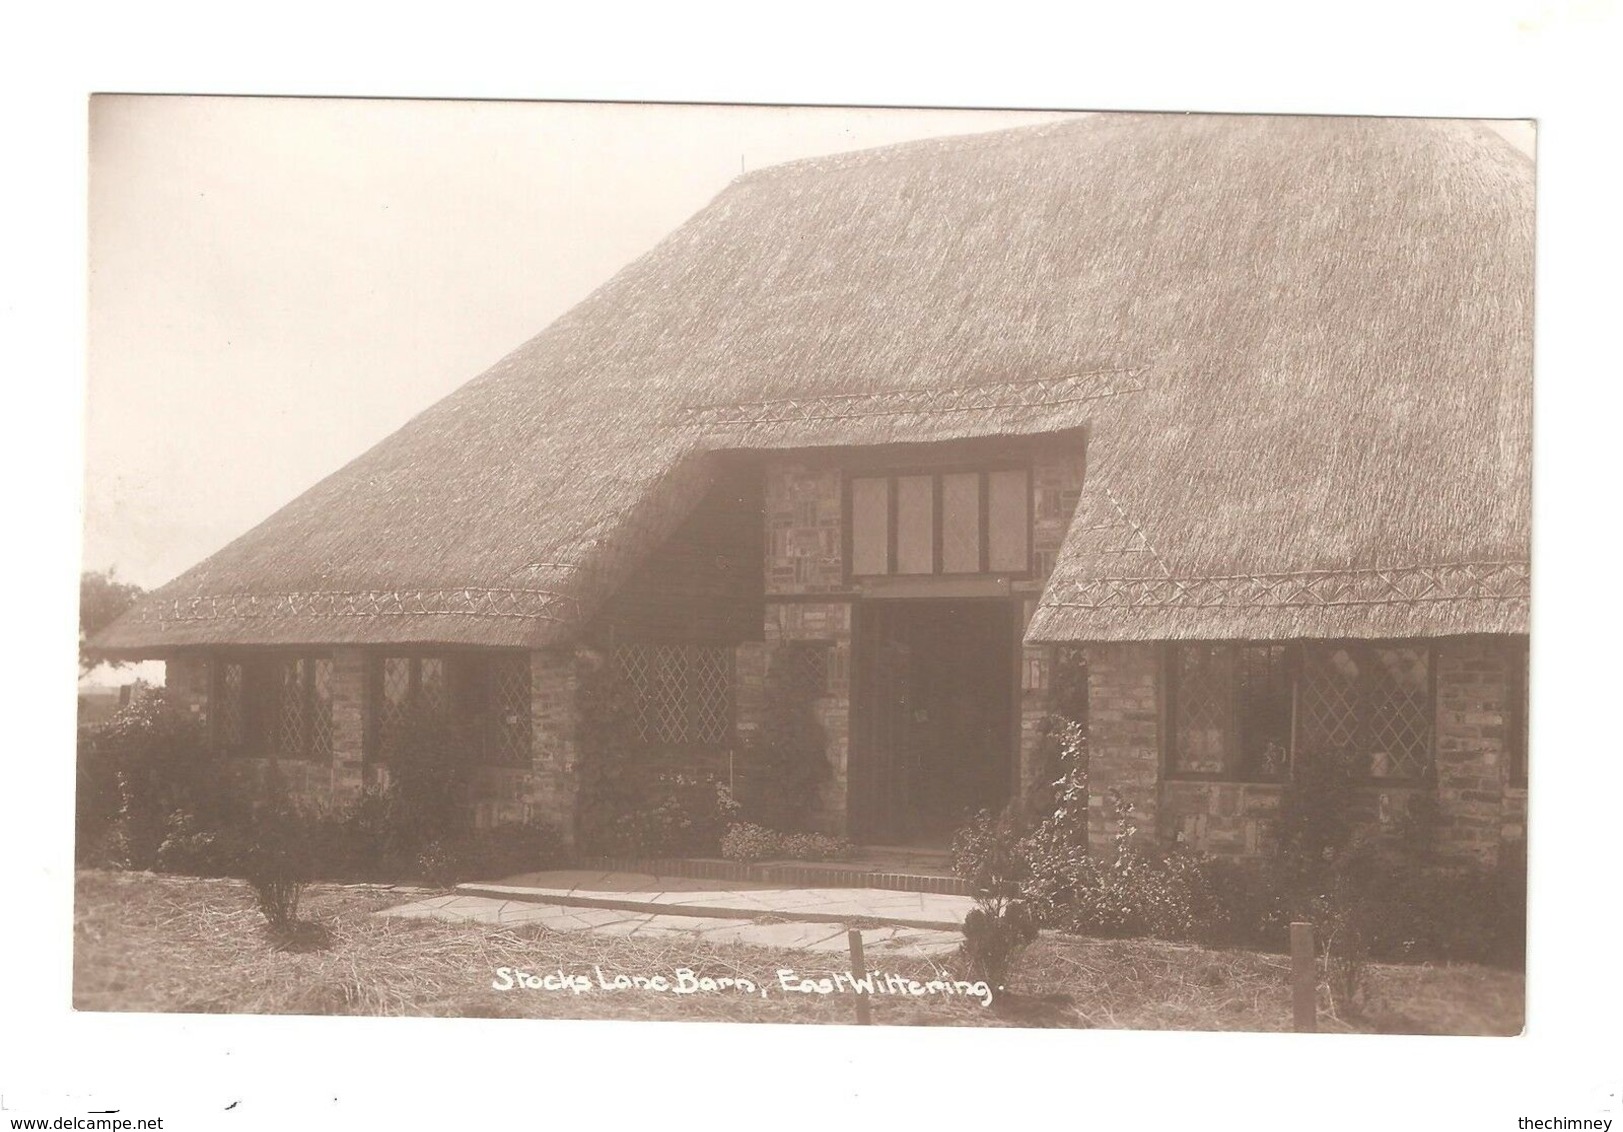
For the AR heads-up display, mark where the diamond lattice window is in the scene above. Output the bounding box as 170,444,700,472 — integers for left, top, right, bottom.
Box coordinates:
276,659,308,757
1169,644,1291,780
264,655,335,760
373,653,530,766
1300,642,1434,779
775,640,832,698
1171,646,1233,774
1367,647,1430,778
1300,646,1362,756
215,661,245,749
1234,645,1292,780
488,654,532,764
616,643,735,746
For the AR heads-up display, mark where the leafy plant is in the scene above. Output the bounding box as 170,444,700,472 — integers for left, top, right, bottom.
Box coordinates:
736,644,830,832
720,822,851,863
79,569,144,675
957,807,1038,986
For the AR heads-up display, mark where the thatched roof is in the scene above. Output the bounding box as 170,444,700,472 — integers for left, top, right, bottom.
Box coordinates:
96,112,1531,652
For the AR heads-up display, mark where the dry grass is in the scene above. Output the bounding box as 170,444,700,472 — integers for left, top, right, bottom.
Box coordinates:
72,870,1523,1034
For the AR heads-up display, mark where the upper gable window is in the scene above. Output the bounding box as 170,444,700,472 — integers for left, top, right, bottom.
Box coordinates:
848,468,1030,577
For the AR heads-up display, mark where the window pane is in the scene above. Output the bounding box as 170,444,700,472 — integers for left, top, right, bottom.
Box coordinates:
310,658,334,760
851,477,889,575
1172,645,1232,774
941,472,980,572
1368,646,1430,778
1301,645,1361,763
418,657,448,720
489,654,532,764
988,469,1029,572
277,658,306,757
218,661,244,748
1235,646,1291,780
895,475,934,574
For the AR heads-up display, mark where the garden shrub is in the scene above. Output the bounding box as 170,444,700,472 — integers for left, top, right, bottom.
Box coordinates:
735,644,830,832
947,713,1525,968
596,773,738,857
413,819,568,888
239,800,318,929
720,822,852,863
956,808,1038,985
76,688,226,870
721,822,782,863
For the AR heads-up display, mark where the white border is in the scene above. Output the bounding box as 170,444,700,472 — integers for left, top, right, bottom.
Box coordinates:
5,2,1621,1128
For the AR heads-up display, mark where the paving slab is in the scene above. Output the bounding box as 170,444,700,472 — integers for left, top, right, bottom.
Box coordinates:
376,895,961,956
457,872,971,931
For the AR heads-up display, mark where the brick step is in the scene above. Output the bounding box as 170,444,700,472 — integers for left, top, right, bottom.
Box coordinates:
575,855,969,896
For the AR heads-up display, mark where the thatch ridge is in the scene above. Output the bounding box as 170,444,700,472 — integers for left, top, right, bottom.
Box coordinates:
96,112,1531,651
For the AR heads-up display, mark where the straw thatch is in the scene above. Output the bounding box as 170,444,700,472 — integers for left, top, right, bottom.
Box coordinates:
96,112,1531,652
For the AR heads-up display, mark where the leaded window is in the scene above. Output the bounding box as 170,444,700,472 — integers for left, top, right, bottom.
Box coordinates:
1169,644,1290,780
372,652,530,765
1298,642,1433,779
616,643,735,746
271,655,333,760
213,659,245,750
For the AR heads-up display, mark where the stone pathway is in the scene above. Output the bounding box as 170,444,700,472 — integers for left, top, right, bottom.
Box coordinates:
377,869,974,956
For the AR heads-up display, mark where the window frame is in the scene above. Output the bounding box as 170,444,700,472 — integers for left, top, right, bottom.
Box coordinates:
367,649,532,766
613,641,738,749
842,463,1034,581
211,651,334,761
1163,638,1440,785
1164,642,1296,784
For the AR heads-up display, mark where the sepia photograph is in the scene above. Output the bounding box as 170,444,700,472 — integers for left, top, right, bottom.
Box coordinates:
75,97,1534,1040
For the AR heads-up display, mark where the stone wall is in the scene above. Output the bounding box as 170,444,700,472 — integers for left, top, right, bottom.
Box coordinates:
764,463,845,595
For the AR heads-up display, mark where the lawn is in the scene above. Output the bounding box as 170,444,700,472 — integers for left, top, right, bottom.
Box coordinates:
71,869,1523,1034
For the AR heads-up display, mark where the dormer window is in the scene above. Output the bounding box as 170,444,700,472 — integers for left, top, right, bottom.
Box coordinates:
846,467,1031,578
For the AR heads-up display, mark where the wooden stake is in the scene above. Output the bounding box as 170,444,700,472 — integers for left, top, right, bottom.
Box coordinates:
1290,921,1316,1032
847,928,872,1026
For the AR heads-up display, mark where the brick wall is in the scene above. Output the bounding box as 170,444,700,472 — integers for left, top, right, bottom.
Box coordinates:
1434,637,1518,863
1160,781,1283,855
1083,642,1162,853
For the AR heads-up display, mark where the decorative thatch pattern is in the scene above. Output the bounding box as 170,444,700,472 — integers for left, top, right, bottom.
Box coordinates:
96,113,1531,651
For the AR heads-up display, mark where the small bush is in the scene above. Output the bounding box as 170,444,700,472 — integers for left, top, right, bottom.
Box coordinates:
77,689,216,869
240,805,317,929
598,774,738,857
414,820,567,888
721,822,782,863
720,823,852,863
956,808,1038,985
960,900,1039,986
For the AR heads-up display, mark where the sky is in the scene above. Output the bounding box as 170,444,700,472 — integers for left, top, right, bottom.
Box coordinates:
84,98,1084,592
